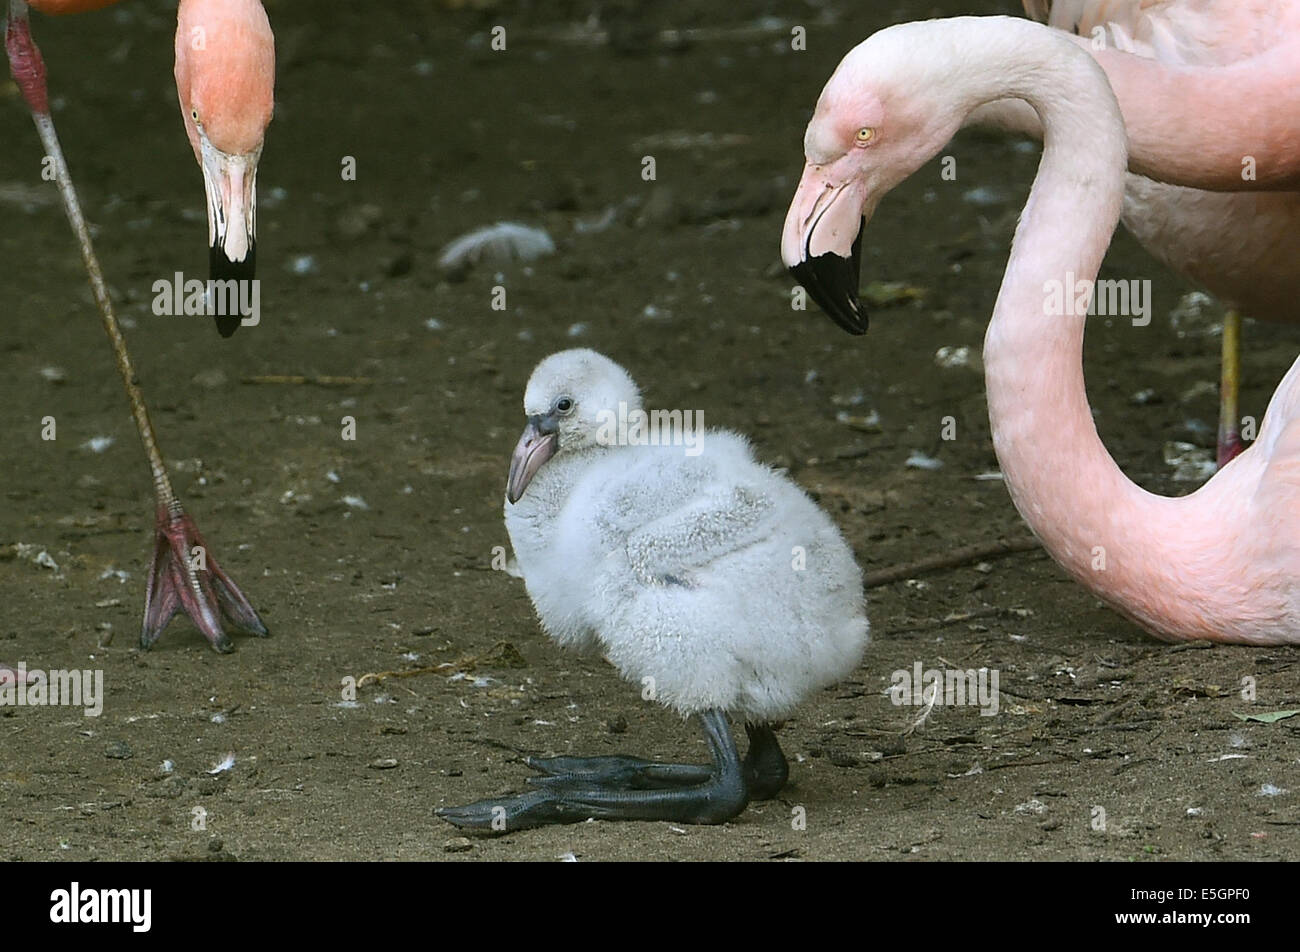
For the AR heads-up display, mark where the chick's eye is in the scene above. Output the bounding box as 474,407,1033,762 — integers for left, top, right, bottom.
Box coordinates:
855,127,874,144
555,397,574,414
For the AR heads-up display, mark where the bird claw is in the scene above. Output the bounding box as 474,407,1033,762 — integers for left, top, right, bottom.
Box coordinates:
141,505,267,653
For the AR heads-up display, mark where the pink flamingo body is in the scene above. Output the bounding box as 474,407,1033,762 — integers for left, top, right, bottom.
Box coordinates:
1026,0,1300,192
782,15,1300,644
1119,179,1300,324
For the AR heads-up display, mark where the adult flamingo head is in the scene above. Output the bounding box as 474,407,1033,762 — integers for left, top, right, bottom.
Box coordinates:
174,0,274,335
781,20,982,334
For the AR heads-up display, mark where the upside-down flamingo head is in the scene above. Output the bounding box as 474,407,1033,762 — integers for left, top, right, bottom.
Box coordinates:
174,0,274,335
781,23,976,334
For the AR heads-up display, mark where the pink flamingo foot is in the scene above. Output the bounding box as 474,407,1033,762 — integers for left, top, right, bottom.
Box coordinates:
142,506,268,653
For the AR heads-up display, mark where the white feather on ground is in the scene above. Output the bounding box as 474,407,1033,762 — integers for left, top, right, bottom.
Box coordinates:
504,349,869,722
437,222,556,272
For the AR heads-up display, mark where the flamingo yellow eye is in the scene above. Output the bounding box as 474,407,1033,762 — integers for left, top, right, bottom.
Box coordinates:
855,127,875,144
191,109,201,123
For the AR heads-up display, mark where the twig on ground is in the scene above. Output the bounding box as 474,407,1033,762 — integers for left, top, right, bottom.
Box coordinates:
885,606,1025,636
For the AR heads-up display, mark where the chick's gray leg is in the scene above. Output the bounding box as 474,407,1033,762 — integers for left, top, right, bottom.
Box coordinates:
435,709,749,831
744,723,789,800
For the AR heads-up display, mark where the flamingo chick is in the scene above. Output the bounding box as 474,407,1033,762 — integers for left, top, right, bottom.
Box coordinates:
437,350,869,830
782,15,1300,644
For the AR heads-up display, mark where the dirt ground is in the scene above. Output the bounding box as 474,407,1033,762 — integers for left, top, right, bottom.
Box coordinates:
1,0,1296,862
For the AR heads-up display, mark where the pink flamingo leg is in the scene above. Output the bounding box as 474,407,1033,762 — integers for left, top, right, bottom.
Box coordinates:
6,1,267,652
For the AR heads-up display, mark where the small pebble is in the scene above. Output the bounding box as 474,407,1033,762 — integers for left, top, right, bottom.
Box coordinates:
962,186,1007,206
444,837,473,853
192,368,228,390
288,254,319,275
1163,442,1215,483
905,451,944,471
934,345,979,370
105,740,133,760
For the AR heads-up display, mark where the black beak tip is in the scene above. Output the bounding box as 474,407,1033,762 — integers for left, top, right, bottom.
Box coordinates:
208,240,257,338
789,231,868,335
789,258,869,336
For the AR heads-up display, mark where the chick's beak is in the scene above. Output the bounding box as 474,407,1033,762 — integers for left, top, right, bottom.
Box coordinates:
781,162,871,335
506,414,560,504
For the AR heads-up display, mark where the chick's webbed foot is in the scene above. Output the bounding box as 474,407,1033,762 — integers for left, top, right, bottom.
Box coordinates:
520,723,789,798
436,709,759,831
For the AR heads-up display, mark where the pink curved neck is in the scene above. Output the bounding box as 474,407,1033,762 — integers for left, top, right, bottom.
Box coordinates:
977,31,1268,640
